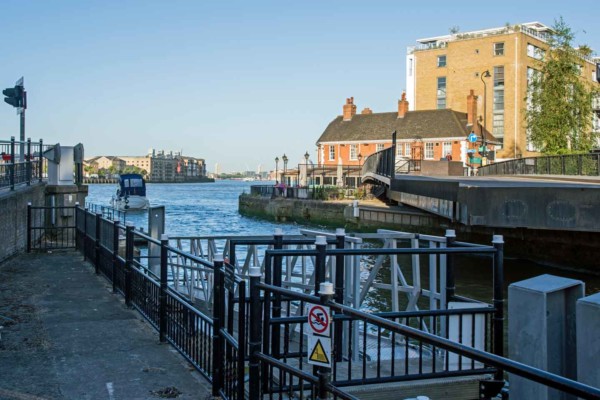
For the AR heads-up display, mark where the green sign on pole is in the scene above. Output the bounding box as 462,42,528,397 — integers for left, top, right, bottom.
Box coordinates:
469,157,482,165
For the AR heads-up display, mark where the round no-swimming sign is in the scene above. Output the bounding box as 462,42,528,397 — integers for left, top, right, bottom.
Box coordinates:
307,304,330,337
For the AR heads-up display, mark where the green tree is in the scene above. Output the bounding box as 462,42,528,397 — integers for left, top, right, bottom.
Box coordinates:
525,17,599,154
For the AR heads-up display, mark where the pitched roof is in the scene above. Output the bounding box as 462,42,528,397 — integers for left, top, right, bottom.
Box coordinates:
317,109,494,143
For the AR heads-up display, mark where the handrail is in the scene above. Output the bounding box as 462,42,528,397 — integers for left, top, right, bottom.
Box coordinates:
0,136,47,190
478,153,600,176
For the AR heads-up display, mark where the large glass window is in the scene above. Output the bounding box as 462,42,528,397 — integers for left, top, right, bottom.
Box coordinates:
396,143,403,156
493,66,505,138
442,142,452,157
349,144,358,160
527,43,545,60
494,42,504,56
405,143,411,158
425,143,434,159
437,77,446,109
437,55,447,67
329,145,335,161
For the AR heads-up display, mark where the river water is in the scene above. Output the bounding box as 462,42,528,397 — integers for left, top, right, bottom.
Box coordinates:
86,180,600,305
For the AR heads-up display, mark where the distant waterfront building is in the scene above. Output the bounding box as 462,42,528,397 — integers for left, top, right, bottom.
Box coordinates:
87,149,207,182
214,163,220,177
406,21,600,159
84,156,126,174
316,94,493,167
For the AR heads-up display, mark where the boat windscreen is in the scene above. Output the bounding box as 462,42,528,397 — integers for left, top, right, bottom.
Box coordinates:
120,175,146,196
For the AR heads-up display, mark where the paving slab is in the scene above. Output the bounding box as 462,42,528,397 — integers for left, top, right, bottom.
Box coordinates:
0,251,212,400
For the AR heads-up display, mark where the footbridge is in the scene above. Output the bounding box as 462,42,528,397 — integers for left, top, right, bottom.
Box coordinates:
362,148,600,233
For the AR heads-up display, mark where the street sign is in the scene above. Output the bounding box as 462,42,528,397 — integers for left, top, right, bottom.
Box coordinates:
467,133,478,143
307,336,332,368
307,304,331,337
469,157,482,165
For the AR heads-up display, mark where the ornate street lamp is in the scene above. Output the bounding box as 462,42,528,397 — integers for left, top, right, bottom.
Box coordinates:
275,156,279,182
304,151,310,188
282,153,288,185
357,153,363,187
480,70,491,160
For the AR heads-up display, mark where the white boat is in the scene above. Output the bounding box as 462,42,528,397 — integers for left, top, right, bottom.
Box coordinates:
111,174,150,211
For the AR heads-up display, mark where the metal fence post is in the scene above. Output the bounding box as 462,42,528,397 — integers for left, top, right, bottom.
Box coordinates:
249,266,262,400
212,255,224,397
26,138,31,184
159,234,169,343
272,228,283,358
445,229,456,306
318,282,335,400
124,222,135,307
38,139,43,182
94,212,102,274
492,235,505,379
82,207,88,261
334,228,345,362
112,219,120,293
10,136,15,190
314,236,327,295
26,202,32,252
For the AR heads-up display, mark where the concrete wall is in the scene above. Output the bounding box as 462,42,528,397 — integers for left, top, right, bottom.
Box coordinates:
0,183,46,262
412,160,464,176
239,195,348,227
239,194,447,234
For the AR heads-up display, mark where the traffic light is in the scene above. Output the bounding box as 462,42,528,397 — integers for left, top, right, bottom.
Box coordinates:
3,85,24,108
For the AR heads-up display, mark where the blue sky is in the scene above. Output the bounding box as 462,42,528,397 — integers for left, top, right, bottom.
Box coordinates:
1,1,598,172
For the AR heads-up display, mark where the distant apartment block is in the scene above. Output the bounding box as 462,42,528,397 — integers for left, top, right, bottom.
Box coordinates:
86,149,207,182
406,22,600,159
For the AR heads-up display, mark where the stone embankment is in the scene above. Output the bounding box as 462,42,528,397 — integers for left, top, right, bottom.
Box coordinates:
238,193,447,234
0,184,45,262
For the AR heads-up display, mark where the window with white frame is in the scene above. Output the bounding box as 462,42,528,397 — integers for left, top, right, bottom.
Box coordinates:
425,143,434,159
376,143,385,152
437,77,446,109
329,145,335,161
396,144,403,156
405,143,411,158
437,55,447,67
349,144,358,160
442,142,452,157
527,43,545,60
493,66,505,139
494,42,504,56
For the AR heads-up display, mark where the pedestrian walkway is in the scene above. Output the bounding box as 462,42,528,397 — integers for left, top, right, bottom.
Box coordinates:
0,251,212,400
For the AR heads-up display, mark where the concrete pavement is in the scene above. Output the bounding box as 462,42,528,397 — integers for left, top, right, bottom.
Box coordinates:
0,251,212,400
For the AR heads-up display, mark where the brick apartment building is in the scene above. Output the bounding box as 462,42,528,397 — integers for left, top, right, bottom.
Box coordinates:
316,94,494,167
406,22,600,160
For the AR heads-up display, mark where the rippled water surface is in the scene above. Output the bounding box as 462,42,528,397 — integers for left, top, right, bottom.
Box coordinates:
86,180,303,237
86,180,600,300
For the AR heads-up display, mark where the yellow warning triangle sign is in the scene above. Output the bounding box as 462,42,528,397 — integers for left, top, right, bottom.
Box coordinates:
309,339,330,364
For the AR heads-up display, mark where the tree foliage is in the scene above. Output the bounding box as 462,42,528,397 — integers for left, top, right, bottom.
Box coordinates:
525,17,599,154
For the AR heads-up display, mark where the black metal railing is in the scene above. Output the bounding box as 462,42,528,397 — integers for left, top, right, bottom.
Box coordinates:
0,137,46,190
85,202,127,225
27,205,600,399
73,207,226,390
363,147,394,178
247,242,600,400
27,204,77,251
478,153,600,176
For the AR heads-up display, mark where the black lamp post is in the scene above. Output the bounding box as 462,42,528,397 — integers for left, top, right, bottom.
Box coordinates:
282,154,288,185
275,156,279,182
357,153,363,187
304,151,310,187
480,70,491,160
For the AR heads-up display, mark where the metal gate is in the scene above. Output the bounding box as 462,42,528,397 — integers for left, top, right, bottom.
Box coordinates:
27,204,77,251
